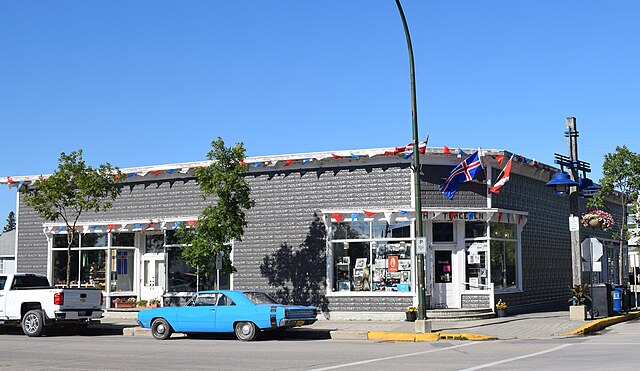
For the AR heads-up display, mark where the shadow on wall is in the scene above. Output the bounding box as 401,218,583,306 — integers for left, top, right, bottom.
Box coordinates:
260,213,329,313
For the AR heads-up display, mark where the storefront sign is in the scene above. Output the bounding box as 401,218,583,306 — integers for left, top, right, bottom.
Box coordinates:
387,256,399,273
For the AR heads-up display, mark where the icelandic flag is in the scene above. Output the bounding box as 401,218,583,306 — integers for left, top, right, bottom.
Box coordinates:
439,151,483,199
490,155,513,194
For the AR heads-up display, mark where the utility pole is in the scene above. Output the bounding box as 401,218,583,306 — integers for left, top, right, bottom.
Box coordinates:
566,117,583,286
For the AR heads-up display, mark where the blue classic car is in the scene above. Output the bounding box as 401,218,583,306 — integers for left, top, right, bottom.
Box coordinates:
137,290,318,341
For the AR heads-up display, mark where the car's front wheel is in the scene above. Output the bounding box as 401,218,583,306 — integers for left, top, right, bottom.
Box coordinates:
234,321,258,341
151,318,173,340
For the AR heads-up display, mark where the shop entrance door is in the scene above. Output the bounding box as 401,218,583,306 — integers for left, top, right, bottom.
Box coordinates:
433,248,459,308
141,253,166,301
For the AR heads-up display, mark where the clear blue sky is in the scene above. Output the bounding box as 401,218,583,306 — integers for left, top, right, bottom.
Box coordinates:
1,1,639,226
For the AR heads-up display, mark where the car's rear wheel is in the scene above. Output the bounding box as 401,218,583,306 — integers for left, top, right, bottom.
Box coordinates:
234,321,258,341
151,318,173,340
22,310,46,337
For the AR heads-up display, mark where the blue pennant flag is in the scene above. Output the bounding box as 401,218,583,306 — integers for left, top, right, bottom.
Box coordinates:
134,223,141,229
174,221,180,230
350,213,359,222
302,158,311,165
459,149,466,155
127,173,136,178
166,169,175,174
251,162,261,168
57,226,65,233
350,153,359,159
467,212,476,221
90,225,100,230
439,151,484,200
399,210,409,215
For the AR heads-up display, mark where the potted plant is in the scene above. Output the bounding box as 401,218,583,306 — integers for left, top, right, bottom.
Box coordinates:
405,306,418,322
580,209,615,230
569,283,591,320
113,297,136,309
136,299,148,308
495,299,507,317
147,298,160,308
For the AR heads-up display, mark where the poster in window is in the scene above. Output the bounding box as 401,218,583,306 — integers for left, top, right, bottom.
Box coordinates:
387,256,399,273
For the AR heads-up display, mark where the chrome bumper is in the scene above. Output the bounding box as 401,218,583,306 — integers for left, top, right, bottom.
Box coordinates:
279,318,317,327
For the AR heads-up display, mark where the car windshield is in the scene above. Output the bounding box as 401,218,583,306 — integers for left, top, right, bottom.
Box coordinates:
243,291,278,305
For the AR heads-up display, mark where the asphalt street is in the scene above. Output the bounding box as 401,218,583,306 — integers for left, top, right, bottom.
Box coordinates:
0,319,638,370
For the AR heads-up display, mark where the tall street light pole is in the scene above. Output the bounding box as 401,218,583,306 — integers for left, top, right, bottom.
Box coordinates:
393,0,428,324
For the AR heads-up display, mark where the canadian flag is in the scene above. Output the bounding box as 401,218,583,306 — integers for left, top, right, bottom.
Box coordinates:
490,155,513,194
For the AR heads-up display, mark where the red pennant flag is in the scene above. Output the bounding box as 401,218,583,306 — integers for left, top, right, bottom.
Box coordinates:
147,222,154,228
490,156,513,194
443,146,451,154
7,176,15,184
496,155,504,166
332,213,342,223
363,210,376,217
331,153,342,159
284,159,293,167
151,170,162,175
187,220,196,227
518,155,524,163
498,212,503,223
240,160,246,165
418,147,426,154
449,212,456,220
108,224,115,232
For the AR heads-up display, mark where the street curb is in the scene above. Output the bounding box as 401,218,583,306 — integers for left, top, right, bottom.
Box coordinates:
558,311,640,336
367,331,495,342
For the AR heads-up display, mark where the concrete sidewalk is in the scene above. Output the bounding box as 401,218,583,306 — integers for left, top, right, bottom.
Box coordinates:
103,310,640,341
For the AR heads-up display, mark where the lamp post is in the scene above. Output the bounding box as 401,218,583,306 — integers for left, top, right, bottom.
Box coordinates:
546,117,597,287
393,0,428,325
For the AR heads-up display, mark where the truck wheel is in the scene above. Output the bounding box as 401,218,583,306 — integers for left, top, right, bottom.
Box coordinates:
22,310,46,337
234,321,258,341
151,318,172,340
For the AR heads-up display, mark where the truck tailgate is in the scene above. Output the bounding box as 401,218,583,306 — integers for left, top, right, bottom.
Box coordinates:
60,289,102,309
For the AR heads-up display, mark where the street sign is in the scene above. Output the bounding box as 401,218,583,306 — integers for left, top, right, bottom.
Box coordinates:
416,237,427,254
569,216,580,232
216,251,224,270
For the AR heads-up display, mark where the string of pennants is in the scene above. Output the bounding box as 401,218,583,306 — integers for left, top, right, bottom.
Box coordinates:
3,137,553,189
46,219,199,234
330,210,526,225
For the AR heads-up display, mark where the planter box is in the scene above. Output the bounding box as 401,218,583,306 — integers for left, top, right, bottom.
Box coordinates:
114,302,136,309
570,305,586,321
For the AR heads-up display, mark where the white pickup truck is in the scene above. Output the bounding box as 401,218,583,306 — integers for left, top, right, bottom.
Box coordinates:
0,273,103,336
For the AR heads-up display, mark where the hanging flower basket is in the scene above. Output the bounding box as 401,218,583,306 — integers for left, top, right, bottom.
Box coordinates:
580,210,614,230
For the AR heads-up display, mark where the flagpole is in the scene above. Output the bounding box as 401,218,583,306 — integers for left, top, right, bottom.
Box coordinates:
394,0,428,326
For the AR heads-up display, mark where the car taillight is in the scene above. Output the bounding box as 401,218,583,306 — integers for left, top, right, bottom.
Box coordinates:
54,292,64,306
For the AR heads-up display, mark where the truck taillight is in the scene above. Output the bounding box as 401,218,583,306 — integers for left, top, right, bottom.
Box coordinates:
54,292,64,306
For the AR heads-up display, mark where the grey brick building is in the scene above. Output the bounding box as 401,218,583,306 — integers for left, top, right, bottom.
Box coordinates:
1,146,625,319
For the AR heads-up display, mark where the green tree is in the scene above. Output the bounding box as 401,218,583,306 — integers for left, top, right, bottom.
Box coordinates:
589,145,640,283
180,137,254,287
2,211,16,233
20,150,121,287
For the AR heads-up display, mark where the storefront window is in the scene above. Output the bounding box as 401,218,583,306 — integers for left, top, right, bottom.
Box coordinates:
167,246,214,291
490,223,516,239
433,223,454,242
465,241,488,289
80,250,106,290
112,232,135,247
53,234,79,248
490,240,517,289
330,219,413,293
53,250,79,287
81,233,107,247
145,234,165,253
110,249,134,292
465,222,486,238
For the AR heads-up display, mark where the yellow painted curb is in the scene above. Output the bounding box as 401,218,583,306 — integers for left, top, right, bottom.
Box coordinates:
558,311,640,336
441,333,496,341
367,331,493,342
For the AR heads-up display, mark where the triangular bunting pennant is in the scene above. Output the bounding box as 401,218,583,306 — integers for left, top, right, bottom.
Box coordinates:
350,213,359,222
468,212,476,221
284,159,293,167
363,210,376,217
498,212,503,223
496,155,505,166
443,146,451,154
332,213,342,223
